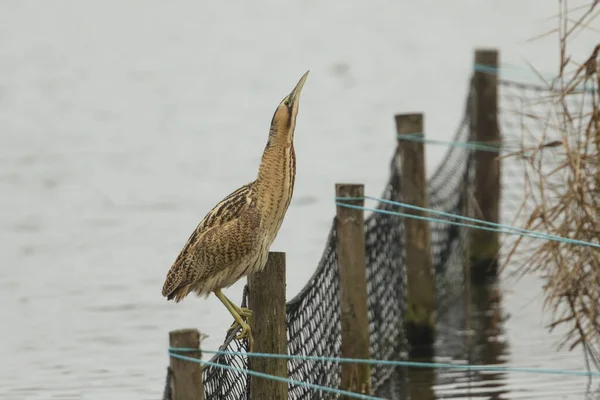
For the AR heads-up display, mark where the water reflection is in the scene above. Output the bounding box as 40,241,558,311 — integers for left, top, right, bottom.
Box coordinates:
400,278,600,399
404,281,510,399
407,356,436,400
457,282,508,399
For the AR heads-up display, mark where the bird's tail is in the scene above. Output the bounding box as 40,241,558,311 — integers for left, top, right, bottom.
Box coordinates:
161,264,191,302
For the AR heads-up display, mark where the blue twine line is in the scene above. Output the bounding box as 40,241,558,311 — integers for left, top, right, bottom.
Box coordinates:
473,63,595,93
397,133,563,154
473,63,501,75
364,196,571,243
474,62,577,78
168,351,383,400
169,348,600,377
334,196,600,250
398,133,516,153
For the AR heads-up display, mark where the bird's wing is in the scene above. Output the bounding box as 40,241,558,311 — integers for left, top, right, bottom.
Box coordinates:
195,183,255,232
161,183,260,300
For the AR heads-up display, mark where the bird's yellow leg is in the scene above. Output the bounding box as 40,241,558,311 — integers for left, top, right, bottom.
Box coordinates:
217,292,253,332
220,292,253,320
214,289,254,352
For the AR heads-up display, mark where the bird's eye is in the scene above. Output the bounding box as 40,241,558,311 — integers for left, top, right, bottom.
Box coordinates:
283,99,290,106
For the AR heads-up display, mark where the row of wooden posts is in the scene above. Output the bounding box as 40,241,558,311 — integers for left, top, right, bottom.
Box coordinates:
166,48,501,400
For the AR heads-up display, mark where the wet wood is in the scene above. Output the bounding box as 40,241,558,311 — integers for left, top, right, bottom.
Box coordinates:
248,251,288,400
169,328,204,400
395,113,435,355
471,48,501,283
335,183,372,397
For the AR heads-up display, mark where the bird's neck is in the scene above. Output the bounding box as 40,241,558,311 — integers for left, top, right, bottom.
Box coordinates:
255,134,296,226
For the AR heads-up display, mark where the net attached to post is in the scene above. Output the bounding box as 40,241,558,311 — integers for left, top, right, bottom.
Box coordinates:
163,76,568,400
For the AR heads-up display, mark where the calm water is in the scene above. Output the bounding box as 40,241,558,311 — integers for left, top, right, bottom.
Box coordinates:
1,1,598,399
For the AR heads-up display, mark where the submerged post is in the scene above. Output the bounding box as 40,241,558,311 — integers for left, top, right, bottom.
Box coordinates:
335,183,372,396
471,48,501,283
168,329,204,400
248,251,288,400
395,113,435,355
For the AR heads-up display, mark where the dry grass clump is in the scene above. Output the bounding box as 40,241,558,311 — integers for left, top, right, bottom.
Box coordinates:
504,1,600,367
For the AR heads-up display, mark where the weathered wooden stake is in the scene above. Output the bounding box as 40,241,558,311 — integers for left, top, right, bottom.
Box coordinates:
395,113,436,355
471,48,501,283
248,251,288,400
169,329,204,400
335,183,372,397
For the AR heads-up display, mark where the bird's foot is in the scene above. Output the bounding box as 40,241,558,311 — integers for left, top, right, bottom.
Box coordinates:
235,321,254,352
227,320,240,334
226,307,252,332
227,308,252,332
236,307,253,319
235,321,251,340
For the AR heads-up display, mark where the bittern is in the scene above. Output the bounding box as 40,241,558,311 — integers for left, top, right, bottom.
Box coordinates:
161,71,309,352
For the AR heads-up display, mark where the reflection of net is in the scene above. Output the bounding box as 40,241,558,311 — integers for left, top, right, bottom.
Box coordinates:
436,80,587,389
162,78,568,400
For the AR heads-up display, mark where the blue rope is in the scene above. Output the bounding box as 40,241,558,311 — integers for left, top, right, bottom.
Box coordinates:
397,133,517,153
168,351,384,400
334,197,600,250
473,62,595,93
474,62,579,79
474,62,544,81
363,196,573,243
169,348,600,378
473,63,502,75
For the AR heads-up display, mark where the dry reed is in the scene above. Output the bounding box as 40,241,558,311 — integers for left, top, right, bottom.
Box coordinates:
503,0,600,368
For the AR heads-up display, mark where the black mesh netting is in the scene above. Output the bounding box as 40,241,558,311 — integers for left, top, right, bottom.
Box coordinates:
162,77,578,399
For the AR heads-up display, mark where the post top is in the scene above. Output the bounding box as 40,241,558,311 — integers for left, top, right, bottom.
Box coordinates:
335,183,364,197
169,329,201,347
395,112,423,119
395,113,424,135
169,328,200,336
474,49,499,66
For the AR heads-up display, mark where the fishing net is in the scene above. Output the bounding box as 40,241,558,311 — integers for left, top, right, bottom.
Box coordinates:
162,76,557,399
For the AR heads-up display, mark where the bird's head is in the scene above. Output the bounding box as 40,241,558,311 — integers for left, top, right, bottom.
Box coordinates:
269,70,309,144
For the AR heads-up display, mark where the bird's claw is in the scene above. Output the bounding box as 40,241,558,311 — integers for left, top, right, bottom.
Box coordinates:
227,307,252,332
227,320,239,333
237,307,253,319
235,321,251,340
226,320,254,351
235,321,254,352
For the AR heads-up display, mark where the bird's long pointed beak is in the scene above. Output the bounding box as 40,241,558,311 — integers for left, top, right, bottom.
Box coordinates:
288,70,310,105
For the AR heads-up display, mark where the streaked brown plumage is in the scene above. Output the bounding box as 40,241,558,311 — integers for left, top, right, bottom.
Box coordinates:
161,71,309,350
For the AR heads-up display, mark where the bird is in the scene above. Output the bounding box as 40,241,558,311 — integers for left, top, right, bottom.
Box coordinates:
161,71,310,352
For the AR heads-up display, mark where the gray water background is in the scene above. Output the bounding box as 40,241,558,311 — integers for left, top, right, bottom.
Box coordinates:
1,1,599,399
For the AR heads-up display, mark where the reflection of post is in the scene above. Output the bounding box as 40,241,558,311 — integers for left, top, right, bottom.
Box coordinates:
469,282,509,399
407,357,436,400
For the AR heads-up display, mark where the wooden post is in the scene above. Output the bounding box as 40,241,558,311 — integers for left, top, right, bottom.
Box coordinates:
470,48,501,283
395,113,436,356
248,252,288,400
335,183,372,396
168,329,204,400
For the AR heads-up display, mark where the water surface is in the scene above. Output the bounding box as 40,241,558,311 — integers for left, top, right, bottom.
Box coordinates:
0,1,598,399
